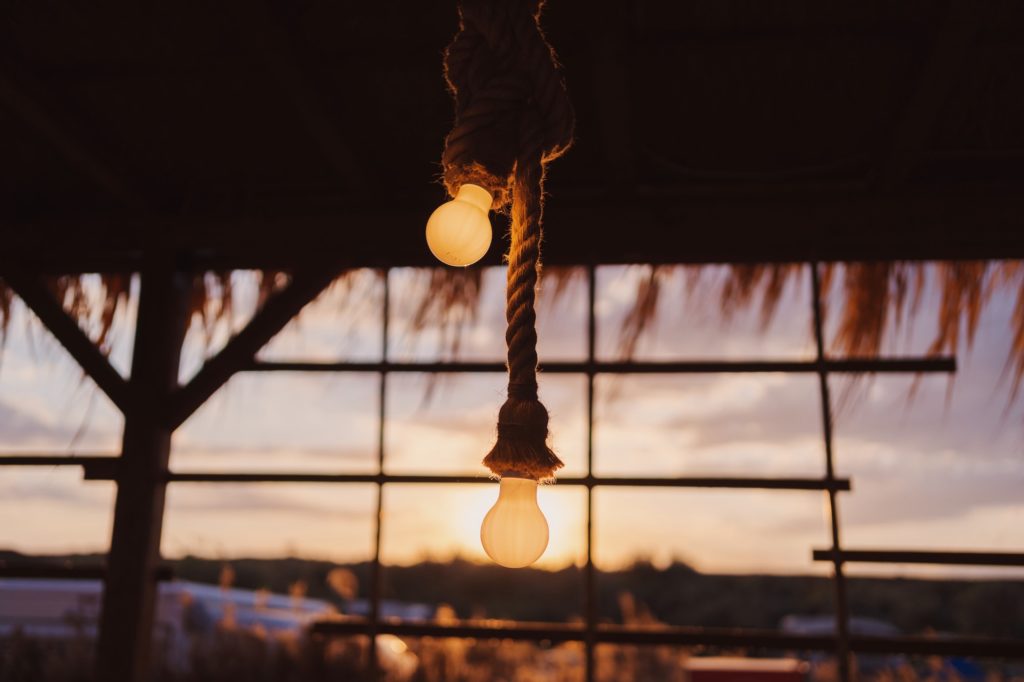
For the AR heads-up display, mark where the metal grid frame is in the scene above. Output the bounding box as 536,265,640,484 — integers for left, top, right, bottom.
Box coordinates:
4,262,1024,682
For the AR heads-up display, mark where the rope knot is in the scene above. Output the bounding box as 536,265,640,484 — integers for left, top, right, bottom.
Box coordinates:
441,0,574,204
497,421,547,441
507,380,538,400
441,0,572,482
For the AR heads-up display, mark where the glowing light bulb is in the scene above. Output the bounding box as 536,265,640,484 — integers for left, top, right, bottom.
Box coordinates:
425,184,492,266
480,476,549,568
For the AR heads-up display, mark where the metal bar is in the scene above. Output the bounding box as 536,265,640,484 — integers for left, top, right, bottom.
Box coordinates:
813,549,1024,567
367,269,389,680
310,621,1024,658
2,272,131,413
0,565,174,581
0,455,118,466
167,267,338,428
95,260,190,682
584,265,597,682
247,357,956,375
139,473,850,490
811,263,852,682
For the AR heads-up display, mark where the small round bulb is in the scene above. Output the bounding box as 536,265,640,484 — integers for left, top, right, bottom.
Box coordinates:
480,476,549,568
425,184,493,267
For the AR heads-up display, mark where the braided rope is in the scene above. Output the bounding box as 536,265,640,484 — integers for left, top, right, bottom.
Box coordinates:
440,0,573,480
506,124,544,393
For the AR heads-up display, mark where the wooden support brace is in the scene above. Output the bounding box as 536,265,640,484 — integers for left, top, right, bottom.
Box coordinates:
167,267,338,428
2,272,130,413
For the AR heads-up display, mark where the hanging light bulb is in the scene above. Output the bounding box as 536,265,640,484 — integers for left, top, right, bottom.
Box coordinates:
425,183,493,267
480,476,549,568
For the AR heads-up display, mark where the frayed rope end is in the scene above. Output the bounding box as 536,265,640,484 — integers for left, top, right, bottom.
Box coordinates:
482,391,564,482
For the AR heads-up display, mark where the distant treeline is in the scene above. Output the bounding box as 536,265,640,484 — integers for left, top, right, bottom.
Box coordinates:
3,551,1022,638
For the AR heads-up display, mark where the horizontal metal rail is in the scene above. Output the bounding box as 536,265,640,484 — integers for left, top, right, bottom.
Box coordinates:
5,457,849,491
248,357,956,375
0,564,174,581
117,472,849,491
814,549,1024,567
0,455,118,467
310,620,1024,658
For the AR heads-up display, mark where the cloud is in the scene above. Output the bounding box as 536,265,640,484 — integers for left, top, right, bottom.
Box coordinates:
0,398,67,444
166,485,371,517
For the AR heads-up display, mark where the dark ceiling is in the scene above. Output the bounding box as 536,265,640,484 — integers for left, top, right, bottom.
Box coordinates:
2,0,1023,271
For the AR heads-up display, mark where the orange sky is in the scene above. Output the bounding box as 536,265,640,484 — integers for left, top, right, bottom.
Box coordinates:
1,266,1023,579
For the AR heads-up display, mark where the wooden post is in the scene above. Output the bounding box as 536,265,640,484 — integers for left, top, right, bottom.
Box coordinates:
95,261,189,682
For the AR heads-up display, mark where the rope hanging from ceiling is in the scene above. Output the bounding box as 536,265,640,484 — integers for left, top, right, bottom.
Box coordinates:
440,0,574,480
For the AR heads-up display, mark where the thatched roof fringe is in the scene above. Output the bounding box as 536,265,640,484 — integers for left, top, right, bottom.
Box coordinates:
613,262,1024,401
1,262,1022,401
409,269,482,360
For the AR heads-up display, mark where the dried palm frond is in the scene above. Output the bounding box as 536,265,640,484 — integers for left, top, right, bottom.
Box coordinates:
614,263,803,358
408,268,483,360
0,285,11,348
0,270,293,362
996,262,1024,402
619,266,667,359
720,264,802,327
46,274,132,352
401,265,581,361
612,260,1024,403
2,258,1023,405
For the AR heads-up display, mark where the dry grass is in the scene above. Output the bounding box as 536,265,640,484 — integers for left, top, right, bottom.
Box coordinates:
4,612,1022,682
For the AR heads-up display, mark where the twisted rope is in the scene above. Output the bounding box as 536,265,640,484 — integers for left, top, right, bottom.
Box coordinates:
441,0,573,480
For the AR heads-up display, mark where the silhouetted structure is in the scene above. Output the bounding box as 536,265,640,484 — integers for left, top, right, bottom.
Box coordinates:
1,2,1023,681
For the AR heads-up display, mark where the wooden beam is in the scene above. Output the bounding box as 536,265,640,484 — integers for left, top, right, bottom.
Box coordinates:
6,182,1024,272
0,68,143,207
166,267,338,428
2,272,130,413
95,261,190,682
876,0,979,189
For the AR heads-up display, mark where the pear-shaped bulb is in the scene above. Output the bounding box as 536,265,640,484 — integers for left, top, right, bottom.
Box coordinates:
425,184,492,267
480,476,549,568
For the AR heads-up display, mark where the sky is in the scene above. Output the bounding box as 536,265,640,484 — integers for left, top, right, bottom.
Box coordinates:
0,264,1022,580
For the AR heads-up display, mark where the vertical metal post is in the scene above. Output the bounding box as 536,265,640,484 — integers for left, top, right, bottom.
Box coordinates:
584,264,597,682
96,259,190,682
368,268,389,678
810,262,852,682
